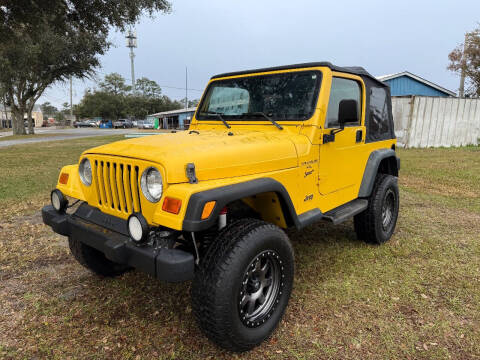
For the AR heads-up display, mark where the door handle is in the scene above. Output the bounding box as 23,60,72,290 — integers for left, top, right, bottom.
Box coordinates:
356,130,363,143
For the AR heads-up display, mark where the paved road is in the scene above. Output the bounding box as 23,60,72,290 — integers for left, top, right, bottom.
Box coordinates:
0,128,137,147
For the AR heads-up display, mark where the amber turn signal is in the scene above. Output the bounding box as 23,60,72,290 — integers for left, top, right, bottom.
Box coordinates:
59,173,69,185
201,201,216,220
162,197,182,214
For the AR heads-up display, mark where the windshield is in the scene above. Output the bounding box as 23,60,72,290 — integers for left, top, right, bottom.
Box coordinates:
196,70,321,121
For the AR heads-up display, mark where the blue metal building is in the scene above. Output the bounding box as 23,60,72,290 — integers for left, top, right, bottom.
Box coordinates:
377,71,456,97
150,107,197,130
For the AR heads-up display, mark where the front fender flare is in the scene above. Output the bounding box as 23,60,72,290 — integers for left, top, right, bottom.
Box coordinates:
182,178,308,232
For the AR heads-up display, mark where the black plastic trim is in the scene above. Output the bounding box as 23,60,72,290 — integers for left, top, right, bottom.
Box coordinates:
74,202,129,235
211,61,385,87
358,149,400,197
42,204,194,282
297,208,323,229
182,178,323,232
323,199,368,225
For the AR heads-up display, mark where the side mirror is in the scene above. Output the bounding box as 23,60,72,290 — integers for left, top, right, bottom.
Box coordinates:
338,99,359,128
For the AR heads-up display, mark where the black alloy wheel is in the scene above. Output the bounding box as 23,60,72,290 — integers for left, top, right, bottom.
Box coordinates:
239,250,284,328
191,219,294,352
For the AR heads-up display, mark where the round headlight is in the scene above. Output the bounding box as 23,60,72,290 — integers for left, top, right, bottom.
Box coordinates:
140,167,163,202
79,158,92,186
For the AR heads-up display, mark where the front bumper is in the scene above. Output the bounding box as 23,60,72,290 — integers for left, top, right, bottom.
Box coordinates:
42,203,194,282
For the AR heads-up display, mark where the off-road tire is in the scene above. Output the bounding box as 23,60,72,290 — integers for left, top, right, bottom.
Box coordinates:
68,237,130,277
191,219,294,352
354,174,399,244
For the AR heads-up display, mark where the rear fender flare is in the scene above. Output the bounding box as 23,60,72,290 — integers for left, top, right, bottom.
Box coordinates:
358,149,400,198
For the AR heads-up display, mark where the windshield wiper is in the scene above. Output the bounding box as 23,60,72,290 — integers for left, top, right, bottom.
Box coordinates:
241,112,283,130
203,111,231,129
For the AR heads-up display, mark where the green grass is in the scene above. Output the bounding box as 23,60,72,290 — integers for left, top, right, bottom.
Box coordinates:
0,138,479,359
0,135,125,203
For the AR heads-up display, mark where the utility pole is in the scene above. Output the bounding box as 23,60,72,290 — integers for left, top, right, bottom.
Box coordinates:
69,76,73,121
185,66,188,109
126,29,137,90
459,33,469,98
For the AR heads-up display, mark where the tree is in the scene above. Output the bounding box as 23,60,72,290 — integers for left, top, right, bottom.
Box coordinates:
135,77,162,98
179,98,200,108
61,102,70,113
448,27,480,97
75,73,183,120
188,99,200,108
76,90,125,120
99,73,131,95
0,20,107,134
1,1,171,39
0,0,171,135
40,102,59,117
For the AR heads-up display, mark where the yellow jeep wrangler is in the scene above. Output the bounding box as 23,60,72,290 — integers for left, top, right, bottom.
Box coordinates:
42,62,400,352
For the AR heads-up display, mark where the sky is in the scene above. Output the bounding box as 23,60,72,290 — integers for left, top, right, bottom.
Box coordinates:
39,0,480,108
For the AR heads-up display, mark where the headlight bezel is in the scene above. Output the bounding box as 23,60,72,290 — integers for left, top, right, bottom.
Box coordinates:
140,166,163,203
79,158,92,186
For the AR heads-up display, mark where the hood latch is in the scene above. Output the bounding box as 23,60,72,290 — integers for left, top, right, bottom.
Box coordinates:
186,163,198,184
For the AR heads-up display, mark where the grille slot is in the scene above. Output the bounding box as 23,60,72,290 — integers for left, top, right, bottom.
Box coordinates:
93,159,141,215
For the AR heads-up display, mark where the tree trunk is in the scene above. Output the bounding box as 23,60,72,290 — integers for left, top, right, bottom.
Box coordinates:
27,108,34,134
12,107,26,135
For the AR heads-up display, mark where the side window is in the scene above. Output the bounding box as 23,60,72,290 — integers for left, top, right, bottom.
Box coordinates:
368,87,390,138
325,77,361,128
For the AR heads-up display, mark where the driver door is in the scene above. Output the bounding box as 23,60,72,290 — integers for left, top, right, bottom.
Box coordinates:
318,75,367,204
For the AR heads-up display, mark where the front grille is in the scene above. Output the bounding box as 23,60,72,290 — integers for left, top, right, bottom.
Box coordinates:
92,159,141,215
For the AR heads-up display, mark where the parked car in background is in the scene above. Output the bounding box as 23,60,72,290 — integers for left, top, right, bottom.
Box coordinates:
74,119,97,128
113,119,133,128
99,119,113,128
136,119,145,129
142,117,155,129
132,120,138,127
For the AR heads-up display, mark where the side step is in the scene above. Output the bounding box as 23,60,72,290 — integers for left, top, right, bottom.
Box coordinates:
323,199,368,225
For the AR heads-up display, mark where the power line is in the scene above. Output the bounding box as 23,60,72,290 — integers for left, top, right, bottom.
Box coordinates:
93,68,203,92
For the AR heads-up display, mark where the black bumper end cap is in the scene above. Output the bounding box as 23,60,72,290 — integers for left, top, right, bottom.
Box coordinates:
42,205,69,236
156,248,194,282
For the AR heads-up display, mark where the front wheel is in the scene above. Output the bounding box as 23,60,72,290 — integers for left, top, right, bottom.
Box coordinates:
191,219,294,352
68,237,130,276
354,174,399,244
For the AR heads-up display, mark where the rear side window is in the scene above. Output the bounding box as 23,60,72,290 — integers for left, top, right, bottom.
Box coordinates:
367,87,390,140
325,77,361,128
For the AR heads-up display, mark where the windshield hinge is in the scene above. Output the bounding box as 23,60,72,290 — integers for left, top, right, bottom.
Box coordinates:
186,163,198,184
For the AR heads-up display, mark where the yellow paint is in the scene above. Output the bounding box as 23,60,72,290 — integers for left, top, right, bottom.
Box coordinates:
55,65,396,230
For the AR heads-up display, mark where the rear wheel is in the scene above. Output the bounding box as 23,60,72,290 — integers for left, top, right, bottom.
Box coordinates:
191,219,294,352
354,174,399,244
68,237,130,276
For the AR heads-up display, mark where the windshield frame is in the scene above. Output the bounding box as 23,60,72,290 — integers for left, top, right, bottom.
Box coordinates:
195,69,322,123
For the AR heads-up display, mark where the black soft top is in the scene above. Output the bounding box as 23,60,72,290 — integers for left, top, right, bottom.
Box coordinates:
211,62,386,87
